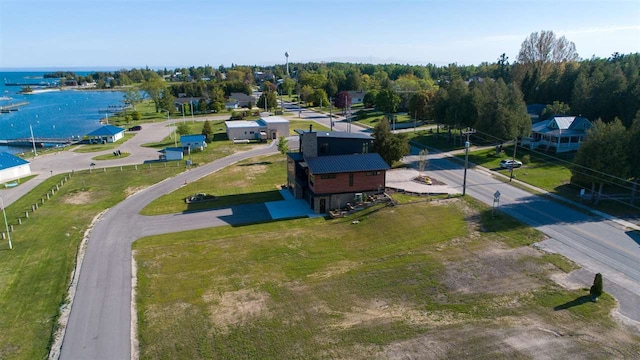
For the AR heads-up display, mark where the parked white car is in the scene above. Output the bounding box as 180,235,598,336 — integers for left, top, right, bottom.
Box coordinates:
499,159,523,169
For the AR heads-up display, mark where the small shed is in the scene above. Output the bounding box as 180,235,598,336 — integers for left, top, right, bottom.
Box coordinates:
159,147,184,161
180,134,207,152
258,116,290,140
0,152,31,183
87,125,125,144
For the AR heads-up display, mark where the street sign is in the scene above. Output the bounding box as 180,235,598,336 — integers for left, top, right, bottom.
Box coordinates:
494,190,501,201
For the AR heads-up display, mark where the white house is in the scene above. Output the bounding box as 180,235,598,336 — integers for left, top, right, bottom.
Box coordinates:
228,92,256,108
86,125,125,144
0,152,31,184
159,147,184,161
347,91,366,105
523,116,592,153
225,115,290,141
180,134,207,152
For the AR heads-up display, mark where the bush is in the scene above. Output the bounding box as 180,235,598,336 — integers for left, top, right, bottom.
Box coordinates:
522,154,531,165
590,273,603,300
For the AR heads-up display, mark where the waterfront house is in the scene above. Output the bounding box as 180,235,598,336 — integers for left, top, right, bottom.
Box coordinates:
522,116,592,153
347,91,366,105
286,128,388,213
86,125,125,144
0,152,31,184
180,134,207,152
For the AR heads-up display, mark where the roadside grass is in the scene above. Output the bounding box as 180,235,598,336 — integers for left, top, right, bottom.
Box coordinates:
408,128,466,152
140,153,287,215
134,196,638,359
92,152,131,160
3,174,37,188
73,134,135,153
0,164,183,359
288,119,330,135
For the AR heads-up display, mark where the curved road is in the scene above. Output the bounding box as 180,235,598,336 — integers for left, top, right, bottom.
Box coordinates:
60,143,278,359
60,105,640,358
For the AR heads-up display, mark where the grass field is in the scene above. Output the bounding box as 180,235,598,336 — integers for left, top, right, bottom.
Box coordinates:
140,153,287,215
92,151,131,160
134,197,639,359
0,164,183,359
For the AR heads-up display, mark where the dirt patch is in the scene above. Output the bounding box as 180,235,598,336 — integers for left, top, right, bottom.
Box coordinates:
331,299,469,331
60,190,93,205
441,243,547,295
205,289,271,331
126,186,148,197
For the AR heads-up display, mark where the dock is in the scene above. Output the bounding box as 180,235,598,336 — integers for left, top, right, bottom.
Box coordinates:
0,137,76,148
0,101,29,113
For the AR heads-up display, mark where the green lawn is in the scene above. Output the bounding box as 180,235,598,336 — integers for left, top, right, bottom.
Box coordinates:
73,134,135,153
140,153,287,215
134,196,637,359
92,152,131,160
288,119,330,135
407,127,467,152
0,164,183,359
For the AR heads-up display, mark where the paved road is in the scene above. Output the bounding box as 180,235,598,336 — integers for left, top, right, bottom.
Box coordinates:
52,105,640,357
60,144,278,359
290,103,640,322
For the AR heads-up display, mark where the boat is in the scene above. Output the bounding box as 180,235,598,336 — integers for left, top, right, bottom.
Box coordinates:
0,96,13,101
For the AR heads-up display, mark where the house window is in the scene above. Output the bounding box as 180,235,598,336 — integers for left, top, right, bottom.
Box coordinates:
366,171,381,176
362,142,369,153
320,143,329,154
309,174,315,186
321,174,336,179
349,173,354,186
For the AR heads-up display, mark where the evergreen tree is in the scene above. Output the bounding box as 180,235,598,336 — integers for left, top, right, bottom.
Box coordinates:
201,120,213,142
590,273,603,301
372,117,410,166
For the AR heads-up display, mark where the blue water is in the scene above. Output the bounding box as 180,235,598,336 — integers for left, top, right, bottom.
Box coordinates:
0,71,126,154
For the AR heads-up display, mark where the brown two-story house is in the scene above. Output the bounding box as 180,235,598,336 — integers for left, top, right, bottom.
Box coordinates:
287,128,389,213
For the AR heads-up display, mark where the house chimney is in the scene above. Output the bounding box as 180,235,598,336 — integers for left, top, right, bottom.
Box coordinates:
309,124,313,132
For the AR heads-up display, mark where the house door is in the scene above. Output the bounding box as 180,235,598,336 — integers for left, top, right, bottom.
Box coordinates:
272,131,277,139
319,198,326,213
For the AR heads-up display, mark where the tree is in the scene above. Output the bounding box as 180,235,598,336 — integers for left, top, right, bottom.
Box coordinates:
277,136,289,154
408,90,434,121
417,149,429,174
372,117,410,166
258,91,278,111
375,89,401,114
202,120,213,142
308,88,329,108
363,90,378,108
572,119,630,204
281,77,296,95
590,273,603,301
157,89,175,114
176,122,190,136
540,101,571,120
123,89,142,110
517,30,579,80
300,85,314,103
140,76,165,112
334,90,352,112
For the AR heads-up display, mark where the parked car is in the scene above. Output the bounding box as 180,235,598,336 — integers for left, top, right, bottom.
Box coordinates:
499,159,523,169
128,125,142,131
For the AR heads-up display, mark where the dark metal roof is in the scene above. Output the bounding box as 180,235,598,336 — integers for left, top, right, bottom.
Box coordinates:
294,130,372,140
287,152,304,161
305,153,389,174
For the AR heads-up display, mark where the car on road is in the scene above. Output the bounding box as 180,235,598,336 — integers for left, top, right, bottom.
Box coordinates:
499,159,523,169
128,125,142,131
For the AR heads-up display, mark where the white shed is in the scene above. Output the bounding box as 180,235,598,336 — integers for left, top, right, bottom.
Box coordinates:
0,152,31,183
159,147,184,161
258,116,290,140
225,120,264,141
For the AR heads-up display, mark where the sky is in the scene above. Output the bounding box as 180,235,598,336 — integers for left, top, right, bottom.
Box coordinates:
1,0,639,70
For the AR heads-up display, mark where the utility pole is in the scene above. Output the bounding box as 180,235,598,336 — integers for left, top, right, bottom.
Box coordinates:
329,97,333,131
30,124,37,156
462,128,476,196
510,137,518,182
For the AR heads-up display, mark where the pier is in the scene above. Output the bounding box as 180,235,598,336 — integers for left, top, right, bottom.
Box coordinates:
0,137,76,148
0,101,29,113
